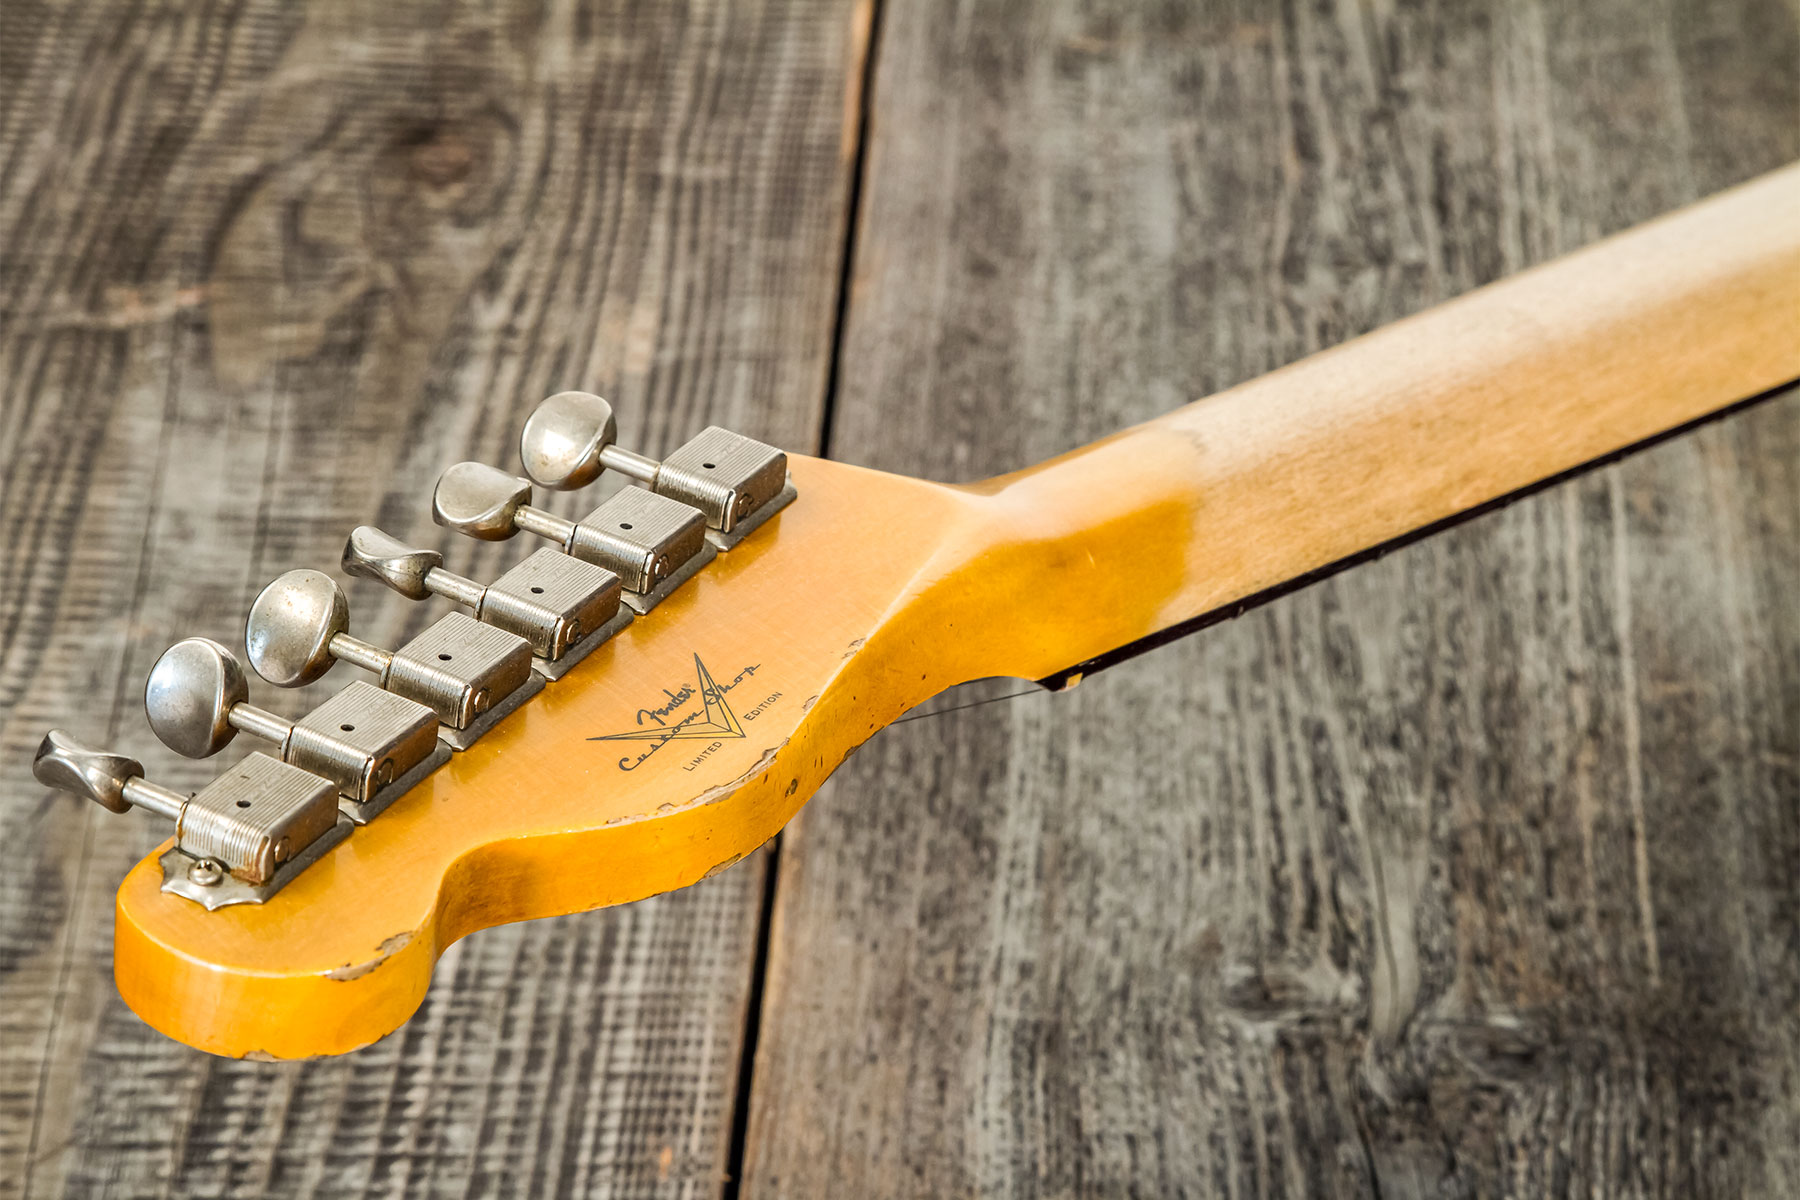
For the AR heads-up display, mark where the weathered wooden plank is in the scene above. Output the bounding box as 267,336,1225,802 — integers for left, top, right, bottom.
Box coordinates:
0,1,862,1195
742,1,1800,1197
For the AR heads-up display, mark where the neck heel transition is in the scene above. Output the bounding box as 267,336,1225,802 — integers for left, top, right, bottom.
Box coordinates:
944,164,1800,687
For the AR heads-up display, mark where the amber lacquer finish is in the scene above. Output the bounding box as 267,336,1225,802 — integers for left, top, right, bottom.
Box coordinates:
115,164,1800,1057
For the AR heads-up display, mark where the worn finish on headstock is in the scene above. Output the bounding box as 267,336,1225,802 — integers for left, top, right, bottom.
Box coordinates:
116,456,995,1056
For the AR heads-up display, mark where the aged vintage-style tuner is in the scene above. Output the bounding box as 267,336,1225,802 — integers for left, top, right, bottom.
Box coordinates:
33,729,349,910
245,569,542,750
341,526,632,680
519,391,795,549
144,636,448,822
431,461,715,613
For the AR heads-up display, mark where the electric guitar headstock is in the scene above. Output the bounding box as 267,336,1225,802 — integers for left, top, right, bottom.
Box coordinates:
31,166,1800,1058
37,390,1064,1058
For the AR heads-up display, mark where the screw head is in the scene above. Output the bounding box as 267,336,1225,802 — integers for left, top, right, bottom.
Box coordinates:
146,637,250,758
246,569,349,687
519,391,616,490
187,858,225,887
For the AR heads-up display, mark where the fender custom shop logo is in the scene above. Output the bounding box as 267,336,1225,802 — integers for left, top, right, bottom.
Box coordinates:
590,655,781,772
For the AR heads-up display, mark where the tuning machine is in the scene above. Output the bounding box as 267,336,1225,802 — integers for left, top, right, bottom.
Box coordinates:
519,391,795,549
246,569,542,751
33,729,349,909
431,462,714,613
341,526,632,680
145,637,448,823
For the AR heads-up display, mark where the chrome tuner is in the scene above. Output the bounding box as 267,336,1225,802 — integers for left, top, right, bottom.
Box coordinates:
519,391,795,548
145,637,446,821
33,729,348,908
432,462,714,614
342,526,631,679
245,569,541,751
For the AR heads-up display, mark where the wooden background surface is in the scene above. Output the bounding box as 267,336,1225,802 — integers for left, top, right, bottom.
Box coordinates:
2,1,1796,1196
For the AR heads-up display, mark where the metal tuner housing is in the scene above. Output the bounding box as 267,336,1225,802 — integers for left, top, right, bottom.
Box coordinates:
432,463,715,614
33,729,350,909
343,526,630,679
145,635,449,819
246,569,542,751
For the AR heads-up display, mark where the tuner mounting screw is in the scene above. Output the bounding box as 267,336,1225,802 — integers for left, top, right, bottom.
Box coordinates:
187,859,226,888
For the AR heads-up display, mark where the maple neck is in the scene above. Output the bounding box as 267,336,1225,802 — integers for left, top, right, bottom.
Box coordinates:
947,164,1800,687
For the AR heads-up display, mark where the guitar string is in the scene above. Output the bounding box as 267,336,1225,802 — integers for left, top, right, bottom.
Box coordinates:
892,687,1042,724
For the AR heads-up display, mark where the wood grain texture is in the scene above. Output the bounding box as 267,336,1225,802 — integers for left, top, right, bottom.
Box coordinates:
742,1,1800,1197
0,0,861,1195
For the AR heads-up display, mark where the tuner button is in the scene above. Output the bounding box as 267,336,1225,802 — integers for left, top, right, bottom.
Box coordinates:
146,637,250,758
33,729,142,814
433,462,534,540
246,569,349,687
342,526,442,600
520,391,617,490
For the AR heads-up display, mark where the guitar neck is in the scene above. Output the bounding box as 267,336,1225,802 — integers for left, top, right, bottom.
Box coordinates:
948,164,1800,687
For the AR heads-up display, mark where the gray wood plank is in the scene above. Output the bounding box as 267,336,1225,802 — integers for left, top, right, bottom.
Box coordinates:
0,1,861,1196
741,1,1800,1196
